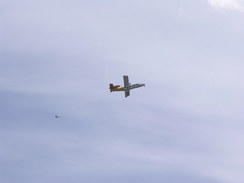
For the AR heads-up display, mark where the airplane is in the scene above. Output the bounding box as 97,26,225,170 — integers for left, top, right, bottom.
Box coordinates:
109,75,145,97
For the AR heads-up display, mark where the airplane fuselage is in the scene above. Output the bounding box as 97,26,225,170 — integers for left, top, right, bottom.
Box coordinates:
127,83,145,90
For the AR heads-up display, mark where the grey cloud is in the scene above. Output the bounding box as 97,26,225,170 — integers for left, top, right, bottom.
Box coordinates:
2,0,244,183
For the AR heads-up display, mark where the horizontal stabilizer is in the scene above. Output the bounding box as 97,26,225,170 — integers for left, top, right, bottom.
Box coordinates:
109,83,125,92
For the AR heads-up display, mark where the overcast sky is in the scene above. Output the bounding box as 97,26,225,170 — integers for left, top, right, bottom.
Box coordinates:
1,0,244,183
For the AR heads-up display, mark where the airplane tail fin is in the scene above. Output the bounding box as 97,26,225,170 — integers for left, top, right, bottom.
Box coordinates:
109,83,124,92
109,84,113,92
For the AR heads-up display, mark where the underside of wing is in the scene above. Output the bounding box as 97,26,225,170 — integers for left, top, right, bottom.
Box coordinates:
123,75,129,88
125,90,130,97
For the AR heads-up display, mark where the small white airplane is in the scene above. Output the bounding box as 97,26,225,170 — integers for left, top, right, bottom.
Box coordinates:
109,75,145,97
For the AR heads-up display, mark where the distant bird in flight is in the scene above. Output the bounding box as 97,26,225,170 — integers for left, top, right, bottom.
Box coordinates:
55,115,60,118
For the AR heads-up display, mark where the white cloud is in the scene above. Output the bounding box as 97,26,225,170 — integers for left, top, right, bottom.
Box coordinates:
2,0,244,183
208,0,244,11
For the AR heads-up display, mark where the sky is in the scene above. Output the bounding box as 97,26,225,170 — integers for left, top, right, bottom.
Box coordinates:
1,0,244,183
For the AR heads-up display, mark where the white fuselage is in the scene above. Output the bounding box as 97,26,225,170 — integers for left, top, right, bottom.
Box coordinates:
126,83,145,90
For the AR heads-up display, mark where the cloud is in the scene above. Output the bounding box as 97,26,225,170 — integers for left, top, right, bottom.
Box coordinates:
2,0,244,183
208,0,244,11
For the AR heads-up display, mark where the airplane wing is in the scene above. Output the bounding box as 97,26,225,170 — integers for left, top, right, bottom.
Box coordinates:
125,90,130,97
123,75,129,87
